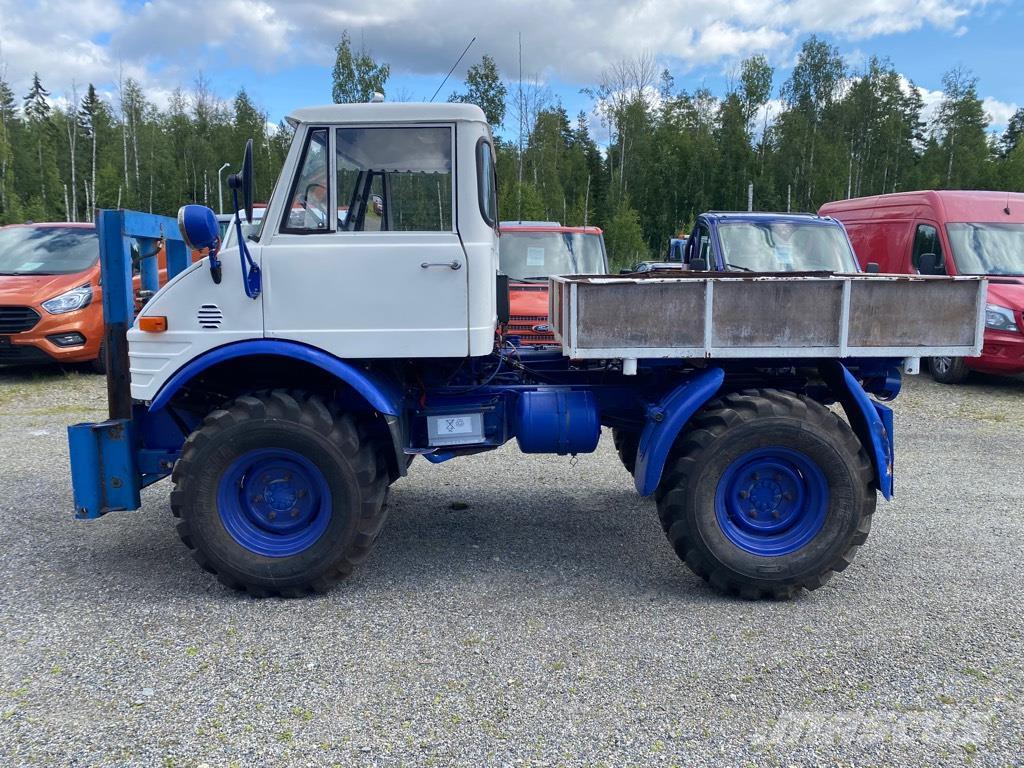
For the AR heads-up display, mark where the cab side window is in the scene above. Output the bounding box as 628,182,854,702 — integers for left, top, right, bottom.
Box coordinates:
477,138,497,227
912,223,945,274
281,128,330,233
337,126,453,232
688,226,712,267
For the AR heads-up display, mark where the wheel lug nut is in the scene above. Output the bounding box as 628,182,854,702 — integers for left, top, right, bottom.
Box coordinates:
751,473,759,481
283,473,291,482
772,511,781,520
252,495,263,504
748,509,758,519
296,489,307,499
783,492,794,501
268,511,277,520
738,490,749,499
290,509,299,518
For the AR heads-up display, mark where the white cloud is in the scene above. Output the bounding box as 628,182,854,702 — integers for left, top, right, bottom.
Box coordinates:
983,96,1018,127
0,0,1008,128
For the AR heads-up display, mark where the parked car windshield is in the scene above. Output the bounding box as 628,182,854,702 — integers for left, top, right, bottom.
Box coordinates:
0,226,98,275
717,221,859,273
222,209,266,248
500,231,606,280
946,223,1024,276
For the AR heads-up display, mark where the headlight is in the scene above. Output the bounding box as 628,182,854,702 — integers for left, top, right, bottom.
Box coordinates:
984,304,1019,333
42,284,93,315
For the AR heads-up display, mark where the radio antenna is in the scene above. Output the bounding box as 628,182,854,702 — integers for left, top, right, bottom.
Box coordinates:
430,36,476,103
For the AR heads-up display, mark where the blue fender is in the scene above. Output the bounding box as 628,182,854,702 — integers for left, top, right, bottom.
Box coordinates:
634,367,725,496
148,339,409,480
820,361,895,500
149,339,403,415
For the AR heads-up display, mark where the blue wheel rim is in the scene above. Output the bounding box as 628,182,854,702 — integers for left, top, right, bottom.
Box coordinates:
714,447,829,557
217,448,332,557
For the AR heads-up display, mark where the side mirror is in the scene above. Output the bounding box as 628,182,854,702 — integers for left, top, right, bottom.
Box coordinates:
619,268,632,275
177,205,220,251
865,262,880,274
919,252,943,275
178,204,222,284
690,257,708,271
227,138,254,224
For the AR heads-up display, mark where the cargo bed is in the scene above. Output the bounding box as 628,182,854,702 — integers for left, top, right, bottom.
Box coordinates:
549,272,987,360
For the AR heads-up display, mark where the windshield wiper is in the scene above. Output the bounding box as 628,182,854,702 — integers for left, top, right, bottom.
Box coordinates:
515,276,551,282
724,262,754,272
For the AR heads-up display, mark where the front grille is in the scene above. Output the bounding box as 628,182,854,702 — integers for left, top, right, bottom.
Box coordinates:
506,313,556,344
510,314,548,323
0,306,41,334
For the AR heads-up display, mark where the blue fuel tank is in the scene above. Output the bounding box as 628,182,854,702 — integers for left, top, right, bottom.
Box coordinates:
514,390,601,455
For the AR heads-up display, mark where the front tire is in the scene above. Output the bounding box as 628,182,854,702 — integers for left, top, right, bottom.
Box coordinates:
170,390,389,597
929,356,970,384
656,389,875,600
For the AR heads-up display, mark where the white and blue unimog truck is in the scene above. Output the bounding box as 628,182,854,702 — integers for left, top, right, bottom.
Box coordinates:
68,103,987,599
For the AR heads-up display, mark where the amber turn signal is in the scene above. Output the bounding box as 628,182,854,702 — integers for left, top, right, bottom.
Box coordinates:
138,316,168,332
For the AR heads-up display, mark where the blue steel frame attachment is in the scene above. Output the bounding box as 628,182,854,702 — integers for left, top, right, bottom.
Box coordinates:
68,209,192,519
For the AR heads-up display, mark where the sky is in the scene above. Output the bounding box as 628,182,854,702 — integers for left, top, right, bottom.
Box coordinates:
0,0,1021,139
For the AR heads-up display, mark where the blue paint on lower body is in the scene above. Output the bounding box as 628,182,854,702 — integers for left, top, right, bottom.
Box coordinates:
217,448,332,557
714,447,829,557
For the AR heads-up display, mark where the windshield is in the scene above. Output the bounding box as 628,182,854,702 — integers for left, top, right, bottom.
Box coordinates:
222,211,265,248
0,226,98,275
946,223,1024,276
717,221,858,273
499,231,607,280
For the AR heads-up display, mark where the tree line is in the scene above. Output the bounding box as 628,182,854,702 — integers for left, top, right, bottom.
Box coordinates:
2,34,1023,269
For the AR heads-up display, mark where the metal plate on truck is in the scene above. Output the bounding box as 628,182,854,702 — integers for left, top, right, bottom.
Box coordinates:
427,413,485,447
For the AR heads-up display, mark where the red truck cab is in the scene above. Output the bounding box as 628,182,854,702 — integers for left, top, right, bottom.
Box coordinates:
499,222,608,345
820,190,1024,382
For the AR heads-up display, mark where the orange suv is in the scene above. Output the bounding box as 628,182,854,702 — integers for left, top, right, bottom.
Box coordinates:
0,222,105,370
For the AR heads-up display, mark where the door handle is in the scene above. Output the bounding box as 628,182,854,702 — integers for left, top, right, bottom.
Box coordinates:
420,260,462,270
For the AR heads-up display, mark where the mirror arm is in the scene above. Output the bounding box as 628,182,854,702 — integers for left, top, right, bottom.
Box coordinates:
231,186,261,299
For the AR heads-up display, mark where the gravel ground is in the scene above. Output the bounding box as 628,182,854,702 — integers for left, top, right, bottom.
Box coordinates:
0,365,1022,767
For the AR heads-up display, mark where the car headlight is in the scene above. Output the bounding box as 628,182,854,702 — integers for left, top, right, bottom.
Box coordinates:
984,303,1019,333
42,284,93,315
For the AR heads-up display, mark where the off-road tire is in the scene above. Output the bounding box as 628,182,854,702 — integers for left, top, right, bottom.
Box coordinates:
612,428,640,475
170,390,389,597
656,389,875,600
928,356,970,384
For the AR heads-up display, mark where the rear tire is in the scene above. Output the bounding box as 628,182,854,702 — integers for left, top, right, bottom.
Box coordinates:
929,356,970,384
612,428,640,475
656,389,875,600
170,390,389,597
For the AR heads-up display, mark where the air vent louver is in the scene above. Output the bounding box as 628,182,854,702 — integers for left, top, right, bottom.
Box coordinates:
197,304,223,329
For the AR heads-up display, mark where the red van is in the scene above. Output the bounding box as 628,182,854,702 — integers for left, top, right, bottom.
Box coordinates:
820,190,1024,383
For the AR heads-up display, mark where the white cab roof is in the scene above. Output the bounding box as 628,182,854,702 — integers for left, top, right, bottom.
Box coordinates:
287,102,487,126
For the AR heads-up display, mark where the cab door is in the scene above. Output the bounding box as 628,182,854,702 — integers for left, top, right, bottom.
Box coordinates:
261,124,469,358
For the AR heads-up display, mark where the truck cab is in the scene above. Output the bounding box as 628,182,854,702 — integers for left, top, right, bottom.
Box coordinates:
682,212,861,273
498,221,607,345
129,103,499,402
